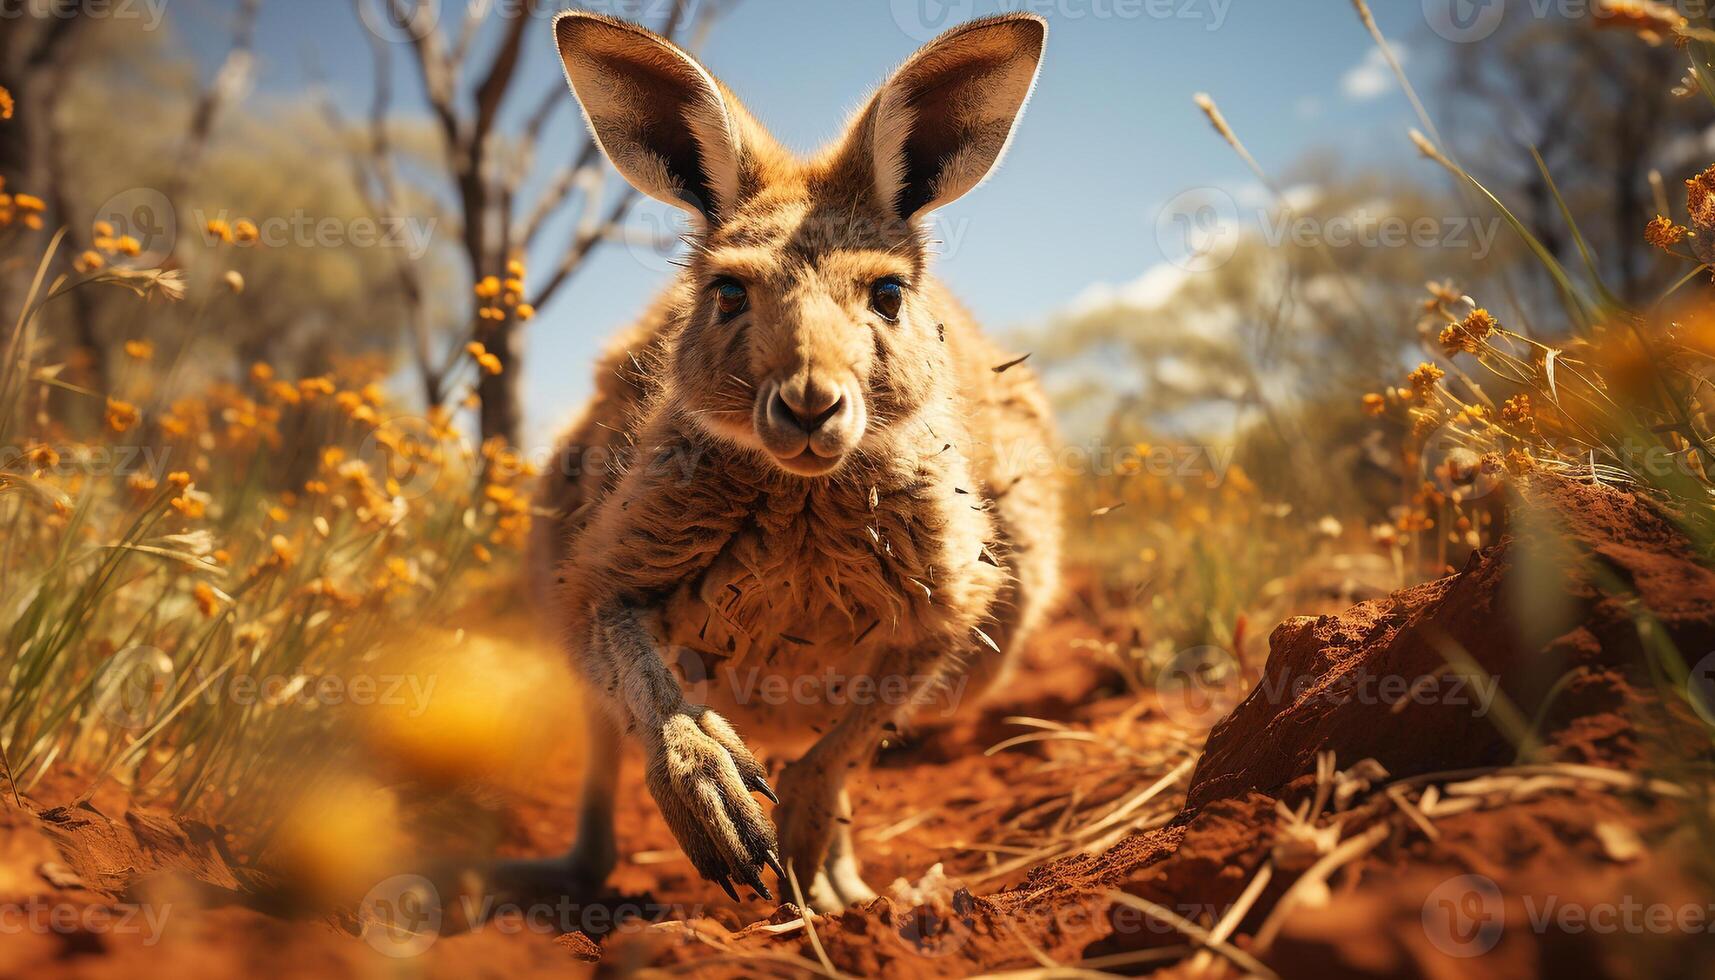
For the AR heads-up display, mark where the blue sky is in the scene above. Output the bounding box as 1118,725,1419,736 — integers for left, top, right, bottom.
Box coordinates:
177,0,1446,444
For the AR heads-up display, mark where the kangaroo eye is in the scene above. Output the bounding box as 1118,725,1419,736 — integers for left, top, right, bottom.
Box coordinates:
712,278,748,319
870,278,904,322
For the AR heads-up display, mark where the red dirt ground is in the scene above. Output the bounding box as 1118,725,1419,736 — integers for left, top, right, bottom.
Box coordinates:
2,472,1712,978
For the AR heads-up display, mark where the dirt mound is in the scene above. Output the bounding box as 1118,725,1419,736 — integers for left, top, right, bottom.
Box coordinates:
1187,472,1715,811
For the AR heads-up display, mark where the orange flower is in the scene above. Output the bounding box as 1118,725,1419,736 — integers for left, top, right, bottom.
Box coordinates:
233,219,259,244
1501,393,1534,427
74,250,105,272
1645,214,1689,250
105,398,139,433
1688,165,1715,230
1592,0,1686,44
206,218,234,244
1361,393,1387,417
193,582,220,618
1407,362,1445,396
0,86,13,121
124,339,155,361
515,303,536,321
1438,308,1498,356
24,444,59,470
269,534,297,565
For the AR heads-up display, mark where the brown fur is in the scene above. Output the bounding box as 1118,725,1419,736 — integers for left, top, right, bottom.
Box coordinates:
530,10,1061,909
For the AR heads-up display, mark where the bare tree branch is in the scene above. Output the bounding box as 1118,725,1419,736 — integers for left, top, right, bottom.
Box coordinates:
164,0,262,203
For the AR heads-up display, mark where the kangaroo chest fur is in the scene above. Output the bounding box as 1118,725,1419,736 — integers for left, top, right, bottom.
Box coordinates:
647,448,1002,749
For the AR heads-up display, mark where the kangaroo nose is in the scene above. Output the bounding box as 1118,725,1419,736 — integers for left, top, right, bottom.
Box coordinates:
774,382,843,433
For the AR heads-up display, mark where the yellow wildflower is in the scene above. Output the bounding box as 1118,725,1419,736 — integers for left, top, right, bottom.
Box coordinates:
1407,362,1444,396
0,86,13,120
193,582,220,618
516,303,536,321
1501,393,1534,427
1646,214,1689,250
233,219,259,243
105,398,139,433
269,533,296,565
206,218,234,244
171,490,208,519
1438,308,1497,356
475,276,502,299
124,339,155,361
1688,165,1715,230
24,444,59,470
1361,393,1387,417
74,250,105,273
1592,0,1687,44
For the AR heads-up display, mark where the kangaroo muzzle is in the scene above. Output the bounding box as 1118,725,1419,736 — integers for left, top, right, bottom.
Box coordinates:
754,375,866,476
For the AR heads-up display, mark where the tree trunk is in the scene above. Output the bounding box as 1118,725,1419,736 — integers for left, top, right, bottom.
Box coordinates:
477,316,521,446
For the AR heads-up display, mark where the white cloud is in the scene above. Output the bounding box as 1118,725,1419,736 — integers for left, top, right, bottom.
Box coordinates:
1341,47,1406,102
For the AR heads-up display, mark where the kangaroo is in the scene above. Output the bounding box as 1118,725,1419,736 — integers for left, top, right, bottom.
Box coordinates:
528,10,1060,911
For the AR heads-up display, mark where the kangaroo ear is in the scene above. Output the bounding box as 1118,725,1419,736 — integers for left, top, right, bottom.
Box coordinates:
553,11,741,222
864,14,1046,220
